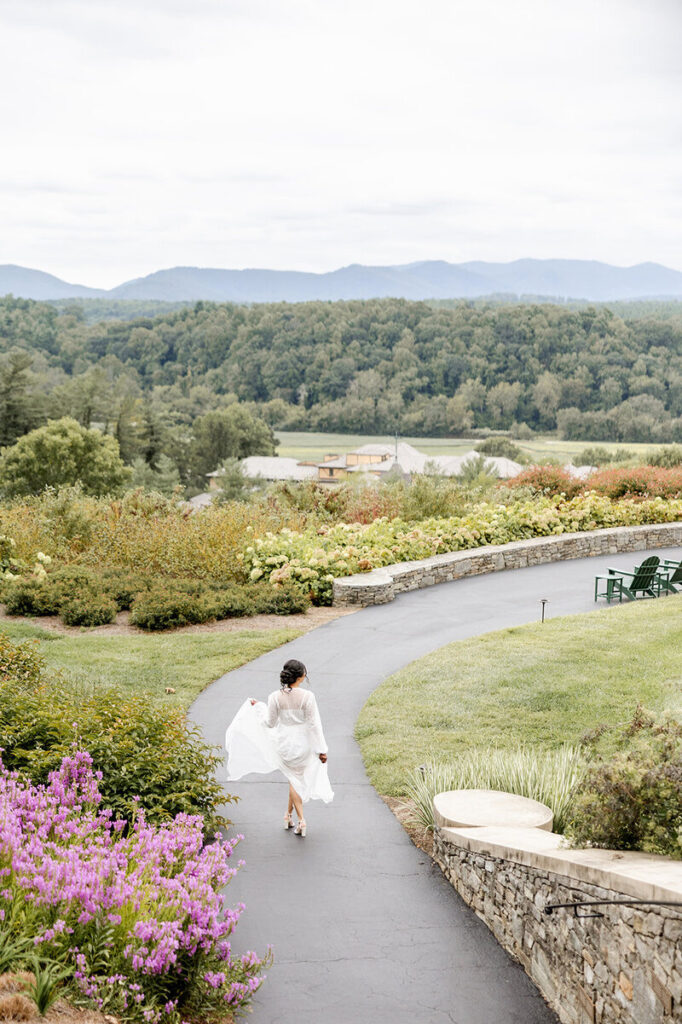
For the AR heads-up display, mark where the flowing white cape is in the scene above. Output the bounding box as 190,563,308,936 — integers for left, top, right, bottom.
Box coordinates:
225,698,334,804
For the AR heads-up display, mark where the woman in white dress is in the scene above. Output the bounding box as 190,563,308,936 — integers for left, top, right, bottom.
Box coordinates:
225,658,333,837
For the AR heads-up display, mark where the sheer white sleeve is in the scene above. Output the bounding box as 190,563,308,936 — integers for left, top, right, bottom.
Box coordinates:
263,691,279,729
303,693,328,754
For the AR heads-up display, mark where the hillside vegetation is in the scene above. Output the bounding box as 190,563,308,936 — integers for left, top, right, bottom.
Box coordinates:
0,297,681,484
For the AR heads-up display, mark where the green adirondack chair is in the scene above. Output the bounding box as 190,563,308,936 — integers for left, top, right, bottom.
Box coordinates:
657,558,682,594
594,555,662,602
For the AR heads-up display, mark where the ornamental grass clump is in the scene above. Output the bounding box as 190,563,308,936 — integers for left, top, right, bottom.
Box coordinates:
0,751,267,1022
406,745,585,834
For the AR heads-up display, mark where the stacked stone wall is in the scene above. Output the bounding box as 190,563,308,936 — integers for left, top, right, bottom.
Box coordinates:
333,522,682,606
434,830,681,1024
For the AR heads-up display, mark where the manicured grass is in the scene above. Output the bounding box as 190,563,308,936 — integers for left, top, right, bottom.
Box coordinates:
275,429,670,465
0,621,301,707
356,596,682,797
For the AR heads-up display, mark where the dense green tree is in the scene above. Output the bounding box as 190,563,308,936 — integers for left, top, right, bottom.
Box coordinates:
0,350,43,445
1,294,682,444
129,454,181,495
191,406,276,483
0,417,130,497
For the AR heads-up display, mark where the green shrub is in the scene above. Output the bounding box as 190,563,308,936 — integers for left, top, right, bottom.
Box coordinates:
4,579,62,616
0,630,45,687
477,437,526,462
574,446,633,466
648,445,682,468
565,708,682,858
45,565,100,598
99,568,153,610
213,586,256,619
159,577,211,596
60,593,117,627
0,638,232,830
129,586,218,630
249,582,311,615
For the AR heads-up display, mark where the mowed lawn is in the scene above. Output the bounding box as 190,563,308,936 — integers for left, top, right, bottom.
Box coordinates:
356,596,682,796
1,621,301,707
275,429,670,465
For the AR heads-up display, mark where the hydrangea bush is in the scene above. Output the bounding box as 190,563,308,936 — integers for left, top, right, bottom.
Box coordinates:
240,492,682,603
0,751,266,1022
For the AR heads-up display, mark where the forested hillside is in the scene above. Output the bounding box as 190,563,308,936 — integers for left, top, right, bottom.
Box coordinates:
1,296,681,461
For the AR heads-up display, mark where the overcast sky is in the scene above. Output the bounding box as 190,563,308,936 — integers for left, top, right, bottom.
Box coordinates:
0,0,680,287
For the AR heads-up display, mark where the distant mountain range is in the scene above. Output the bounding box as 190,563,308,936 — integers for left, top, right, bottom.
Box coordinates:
3,259,682,303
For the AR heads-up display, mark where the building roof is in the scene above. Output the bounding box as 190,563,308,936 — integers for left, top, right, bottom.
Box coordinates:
206,445,523,486
187,491,214,509
320,444,523,479
241,456,318,481
351,443,395,456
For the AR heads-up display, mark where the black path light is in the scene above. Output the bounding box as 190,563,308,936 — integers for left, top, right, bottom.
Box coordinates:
540,598,549,622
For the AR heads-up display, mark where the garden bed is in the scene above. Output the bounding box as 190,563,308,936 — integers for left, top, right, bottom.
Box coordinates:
0,976,130,1024
0,603,353,638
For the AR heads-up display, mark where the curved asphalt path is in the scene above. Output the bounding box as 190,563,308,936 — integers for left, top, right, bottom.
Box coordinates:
190,546,680,1024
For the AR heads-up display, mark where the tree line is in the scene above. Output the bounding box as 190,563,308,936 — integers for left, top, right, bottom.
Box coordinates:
0,294,681,489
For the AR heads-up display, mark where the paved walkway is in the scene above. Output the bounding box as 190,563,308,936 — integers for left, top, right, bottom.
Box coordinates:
190,547,680,1024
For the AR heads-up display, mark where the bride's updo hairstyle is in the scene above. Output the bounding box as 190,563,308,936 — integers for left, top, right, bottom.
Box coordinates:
280,658,306,691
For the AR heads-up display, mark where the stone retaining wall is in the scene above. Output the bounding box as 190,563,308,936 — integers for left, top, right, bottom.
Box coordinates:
434,825,682,1024
332,522,682,606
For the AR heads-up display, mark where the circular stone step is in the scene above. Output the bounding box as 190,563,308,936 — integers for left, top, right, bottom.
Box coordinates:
433,788,554,831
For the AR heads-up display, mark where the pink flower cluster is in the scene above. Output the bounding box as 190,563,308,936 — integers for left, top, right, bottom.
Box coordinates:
0,751,266,1020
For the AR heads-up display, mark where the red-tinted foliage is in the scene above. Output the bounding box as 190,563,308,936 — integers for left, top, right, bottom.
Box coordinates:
504,465,582,497
586,466,682,500
506,464,682,500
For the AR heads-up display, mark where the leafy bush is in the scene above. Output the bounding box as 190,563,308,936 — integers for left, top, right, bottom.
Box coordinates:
129,586,219,631
407,746,584,834
60,593,117,627
249,581,311,615
0,641,231,831
3,579,62,616
565,709,682,858
129,579,309,629
212,586,256,619
587,465,682,499
241,492,682,603
99,567,153,610
477,437,526,462
0,487,306,582
648,445,682,468
505,464,582,497
508,463,682,500
0,751,265,1021
3,566,145,622
573,445,633,466
0,631,45,687
267,478,406,525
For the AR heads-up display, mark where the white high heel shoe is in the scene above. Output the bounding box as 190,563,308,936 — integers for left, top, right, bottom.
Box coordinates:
284,813,294,830
293,819,306,837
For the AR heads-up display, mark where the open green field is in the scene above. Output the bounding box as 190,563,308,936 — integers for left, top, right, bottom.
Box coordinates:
356,596,682,797
1,621,301,707
275,430,669,465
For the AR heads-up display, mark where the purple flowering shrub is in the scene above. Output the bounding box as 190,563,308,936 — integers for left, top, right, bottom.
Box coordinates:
0,751,267,1022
